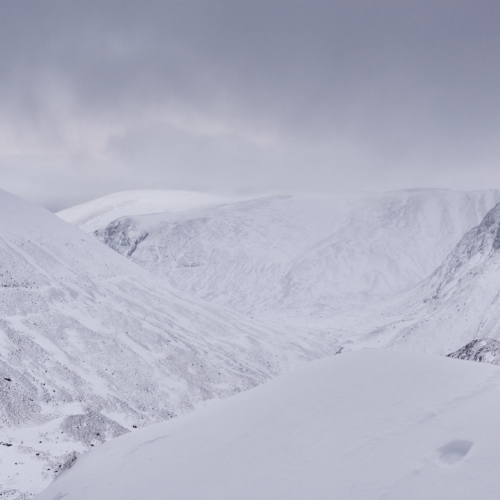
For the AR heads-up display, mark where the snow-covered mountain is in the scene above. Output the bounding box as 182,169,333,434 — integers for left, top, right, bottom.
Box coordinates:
0,189,340,499
35,349,500,500
9,187,500,498
57,190,230,233
363,202,500,354
81,189,500,323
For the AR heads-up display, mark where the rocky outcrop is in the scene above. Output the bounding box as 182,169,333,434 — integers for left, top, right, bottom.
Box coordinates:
447,339,500,365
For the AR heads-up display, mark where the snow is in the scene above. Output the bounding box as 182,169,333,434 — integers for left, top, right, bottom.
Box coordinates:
56,190,231,233
361,200,500,355
0,189,341,498
6,186,500,498
90,189,500,322
35,349,500,500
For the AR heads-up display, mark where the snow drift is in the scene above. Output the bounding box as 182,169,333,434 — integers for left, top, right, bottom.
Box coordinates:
35,350,500,500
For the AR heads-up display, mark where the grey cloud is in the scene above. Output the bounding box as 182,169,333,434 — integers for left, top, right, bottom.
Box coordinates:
1,1,499,208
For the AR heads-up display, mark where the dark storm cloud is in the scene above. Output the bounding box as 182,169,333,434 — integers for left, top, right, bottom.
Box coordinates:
1,1,500,208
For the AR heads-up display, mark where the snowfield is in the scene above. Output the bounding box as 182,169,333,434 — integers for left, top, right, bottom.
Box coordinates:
35,350,500,500
5,187,500,498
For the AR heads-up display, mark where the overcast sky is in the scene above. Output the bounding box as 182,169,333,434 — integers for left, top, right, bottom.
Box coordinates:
1,1,499,210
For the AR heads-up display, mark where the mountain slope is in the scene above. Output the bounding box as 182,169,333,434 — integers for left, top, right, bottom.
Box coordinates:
90,189,500,321
0,189,340,499
36,350,500,500
363,202,500,354
57,190,230,233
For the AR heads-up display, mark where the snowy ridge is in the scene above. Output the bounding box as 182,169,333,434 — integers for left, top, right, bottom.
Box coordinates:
93,189,500,321
36,350,500,500
57,190,230,233
0,189,341,498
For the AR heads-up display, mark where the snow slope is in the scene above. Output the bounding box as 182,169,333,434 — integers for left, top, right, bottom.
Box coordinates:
36,349,500,500
57,190,230,233
15,187,500,497
0,189,341,499
90,189,500,321
363,202,500,354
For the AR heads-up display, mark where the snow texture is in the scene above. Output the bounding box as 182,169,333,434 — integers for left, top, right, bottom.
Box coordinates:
365,201,500,354
35,350,500,500
6,187,500,498
0,189,340,498
88,189,500,322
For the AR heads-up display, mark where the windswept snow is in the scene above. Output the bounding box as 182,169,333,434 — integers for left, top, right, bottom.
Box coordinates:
35,350,500,500
57,190,230,233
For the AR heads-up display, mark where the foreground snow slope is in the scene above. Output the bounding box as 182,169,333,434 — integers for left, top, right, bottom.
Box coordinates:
0,189,339,498
89,189,499,320
364,202,500,354
57,190,230,233
36,350,500,500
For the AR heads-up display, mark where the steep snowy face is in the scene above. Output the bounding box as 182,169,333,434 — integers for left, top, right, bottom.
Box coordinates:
428,202,500,297
0,189,339,498
364,202,500,354
93,189,500,320
57,190,230,233
35,350,500,500
447,339,500,365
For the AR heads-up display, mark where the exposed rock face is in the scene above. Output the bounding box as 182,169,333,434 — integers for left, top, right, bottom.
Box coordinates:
95,218,149,258
61,412,129,446
447,339,500,365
